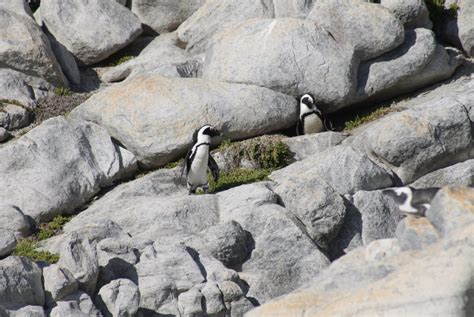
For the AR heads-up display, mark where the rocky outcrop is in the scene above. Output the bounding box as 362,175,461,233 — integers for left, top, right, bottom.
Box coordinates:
39,0,142,65
71,74,298,168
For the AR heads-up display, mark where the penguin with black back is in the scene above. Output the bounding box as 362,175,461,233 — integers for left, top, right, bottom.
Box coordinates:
296,93,333,135
382,186,440,217
181,125,222,194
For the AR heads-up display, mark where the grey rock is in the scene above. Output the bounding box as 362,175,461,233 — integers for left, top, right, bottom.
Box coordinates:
0,128,10,143
0,104,31,130
177,287,204,316
218,281,243,303
0,69,51,108
0,229,16,258
135,243,205,315
101,33,198,83
411,159,474,188
426,186,474,236
307,0,404,60
353,190,404,245
271,175,346,249
58,233,99,294
201,282,225,315
459,0,474,56
50,291,101,317
283,131,347,161
202,18,356,107
96,279,140,317
43,264,78,304
131,0,205,34
5,306,45,317
396,216,439,251
349,98,473,184
0,117,137,222
0,256,44,309
364,238,401,262
71,74,297,168
271,145,394,196
380,0,432,29
39,0,142,65
0,5,67,86
229,297,256,317
0,205,31,239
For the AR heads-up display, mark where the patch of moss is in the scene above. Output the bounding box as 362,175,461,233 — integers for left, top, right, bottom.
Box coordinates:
37,215,72,241
163,158,184,169
0,99,24,107
110,55,134,66
54,86,73,96
13,239,59,264
344,107,395,131
209,168,272,193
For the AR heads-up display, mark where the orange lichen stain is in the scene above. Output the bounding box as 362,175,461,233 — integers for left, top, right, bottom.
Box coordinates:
405,216,438,236
447,187,474,213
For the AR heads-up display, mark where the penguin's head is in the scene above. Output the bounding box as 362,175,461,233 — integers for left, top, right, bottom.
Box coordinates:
299,93,321,117
382,186,414,204
193,125,223,142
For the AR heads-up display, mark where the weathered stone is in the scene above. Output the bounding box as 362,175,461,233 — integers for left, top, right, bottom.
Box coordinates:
283,131,346,161
0,256,44,309
0,117,137,222
411,159,474,188
0,229,16,258
0,5,67,86
131,0,205,34
459,0,474,56
6,306,45,317
396,216,439,251
96,279,140,317
58,233,99,294
0,128,10,143
229,297,256,317
202,18,356,107
364,238,401,262
201,282,225,315
43,264,78,304
349,98,473,184
39,0,142,65
218,281,244,303
0,205,31,239
353,190,404,245
380,0,432,29
271,175,346,248
426,186,474,236
307,0,404,60
271,145,394,196
71,74,297,168
0,104,31,130
50,291,101,317
177,287,204,316
0,69,51,108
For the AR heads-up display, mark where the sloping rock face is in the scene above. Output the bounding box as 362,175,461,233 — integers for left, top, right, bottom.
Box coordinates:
0,4,66,86
71,74,298,168
0,117,137,222
202,18,356,106
39,0,142,65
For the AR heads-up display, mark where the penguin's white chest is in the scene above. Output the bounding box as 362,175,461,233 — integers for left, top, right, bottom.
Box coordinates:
188,146,209,186
304,114,324,134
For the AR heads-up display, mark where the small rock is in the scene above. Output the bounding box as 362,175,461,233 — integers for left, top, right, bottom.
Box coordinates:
396,216,439,251
0,69,52,107
0,127,10,143
458,0,474,56
43,264,78,305
365,238,401,261
218,281,244,303
0,229,16,258
6,306,45,317
201,282,225,315
50,291,101,317
0,104,31,130
96,279,140,317
177,287,204,316
0,205,31,239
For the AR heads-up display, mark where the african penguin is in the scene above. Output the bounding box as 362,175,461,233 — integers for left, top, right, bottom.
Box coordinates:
181,125,222,194
296,93,332,135
382,186,440,217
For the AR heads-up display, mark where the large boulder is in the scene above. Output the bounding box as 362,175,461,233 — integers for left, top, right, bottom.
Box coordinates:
380,0,432,29
0,69,51,108
349,98,473,184
202,18,356,107
283,131,346,161
131,0,205,34
307,0,404,61
71,74,298,168
458,0,474,56
0,117,137,222
43,264,78,305
39,0,142,65
0,4,66,86
0,256,44,310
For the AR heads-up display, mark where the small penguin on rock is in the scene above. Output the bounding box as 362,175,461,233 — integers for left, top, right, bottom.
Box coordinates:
296,93,332,135
382,186,440,217
181,125,222,194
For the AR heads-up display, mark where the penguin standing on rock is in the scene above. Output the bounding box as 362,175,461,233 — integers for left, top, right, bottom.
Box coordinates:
296,93,332,135
181,125,222,194
382,186,440,217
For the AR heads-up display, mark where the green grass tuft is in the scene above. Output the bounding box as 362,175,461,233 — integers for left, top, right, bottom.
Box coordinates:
163,158,184,169
110,55,134,66
37,215,72,241
344,107,394,131
13,239,60,264
54,86,73,96
0,99,24,107
209,168,272,193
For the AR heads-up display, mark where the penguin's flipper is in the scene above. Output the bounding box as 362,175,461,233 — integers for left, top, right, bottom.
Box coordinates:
322,116,335,131
181,149,194,182
208,154,220,181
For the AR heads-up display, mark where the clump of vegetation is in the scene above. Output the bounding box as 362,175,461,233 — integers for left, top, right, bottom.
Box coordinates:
0,99,24,107
209,168,272,192
54,86,73,96
164,158,184,169
344,107,395,131
12,214,73,264
110,55,134,66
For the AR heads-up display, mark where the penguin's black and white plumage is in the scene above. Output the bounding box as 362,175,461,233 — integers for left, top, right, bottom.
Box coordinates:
382,186,440,217
181,125,222,194
296,93,332,135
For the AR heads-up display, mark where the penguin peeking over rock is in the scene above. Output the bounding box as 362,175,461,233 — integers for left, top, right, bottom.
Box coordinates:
382,186,440,217
296,93,333,135
181,124,222,194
